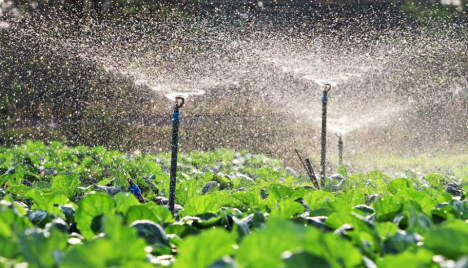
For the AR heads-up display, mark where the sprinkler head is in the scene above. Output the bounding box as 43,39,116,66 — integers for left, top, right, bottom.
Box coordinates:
175,96,185,109
323,83,331,94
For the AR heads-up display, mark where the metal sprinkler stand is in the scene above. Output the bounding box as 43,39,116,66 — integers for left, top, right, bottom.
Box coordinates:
294,149,320,189
336,133,343,167
320,84,331,187
168,97,185,215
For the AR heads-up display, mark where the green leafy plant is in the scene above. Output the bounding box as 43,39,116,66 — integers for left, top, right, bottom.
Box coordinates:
0,142,467,267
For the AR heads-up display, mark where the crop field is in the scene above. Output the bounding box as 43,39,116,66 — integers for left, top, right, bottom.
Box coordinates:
1,141,468,267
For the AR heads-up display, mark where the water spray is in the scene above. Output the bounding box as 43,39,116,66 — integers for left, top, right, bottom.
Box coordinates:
336,132,343,167
169,97,185,216
320,84,331,187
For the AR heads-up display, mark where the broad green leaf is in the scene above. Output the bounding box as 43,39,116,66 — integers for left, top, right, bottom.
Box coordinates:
270,199,305,219
405,201,433,234
229,191,266,211
237,217,363,268
231,215,252,242
174,228,235,268
114,192,139,214
424,228,468,259
397,189,436,216
52,174,81,198
424,173,448,189
26,189,69,215
5,180,33,196
61,238,153,268
375,222,399,239
176,179,202,206
59,205,76,224
377,249,434,268
144,202,174,226
451,200,468,220
387,178,412,195
0,202,32,258
266,184,305,210
126,205,159,224
76,193,115,239
325,208,357,230
26,210,52,228
309,207,336,217
164,223,194,238
0,201,32,235
231,176,255,189
338,165,348,178
353,205,374,216
0,174,14,191
441,219,468,235
141,161,164,177
182,195,218,216
365,171,392,189
256,166,281,182
267,183,295,200
130,220,169,246
19,228,67,268
236,217,305,268
333,190,366,210
302,191,335,211
372,195,402,222
432,202,455,221
104,214,151,250
422,187,452,203
282,251,331,268
0,235,19,259
325,209,380,255
320,233,363,268
383,231,422,254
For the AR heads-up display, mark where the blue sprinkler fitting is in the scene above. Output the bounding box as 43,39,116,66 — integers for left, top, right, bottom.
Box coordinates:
172,111,180,123
125,171,146,203
322,94,328,103
129,183,142,196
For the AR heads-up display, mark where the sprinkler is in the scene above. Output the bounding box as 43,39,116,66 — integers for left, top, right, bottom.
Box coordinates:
305,158,320,189
168,96,185,215
320,84,331,187
336,133,343,167
124,170,146,203
294,149,320,189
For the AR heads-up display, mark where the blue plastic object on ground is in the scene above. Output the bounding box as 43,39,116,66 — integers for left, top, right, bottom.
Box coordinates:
129,184,141,196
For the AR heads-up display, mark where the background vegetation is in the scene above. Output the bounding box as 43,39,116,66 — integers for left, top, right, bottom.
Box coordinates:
1,0,467,173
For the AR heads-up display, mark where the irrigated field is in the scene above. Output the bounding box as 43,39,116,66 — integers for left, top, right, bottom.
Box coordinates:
1,141,468,267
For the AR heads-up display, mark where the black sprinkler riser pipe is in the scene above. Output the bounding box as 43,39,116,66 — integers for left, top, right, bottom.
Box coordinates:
338,137,343,167
320,85,330,187
168,116,179,214
305,158,320,189
168,97,184,216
